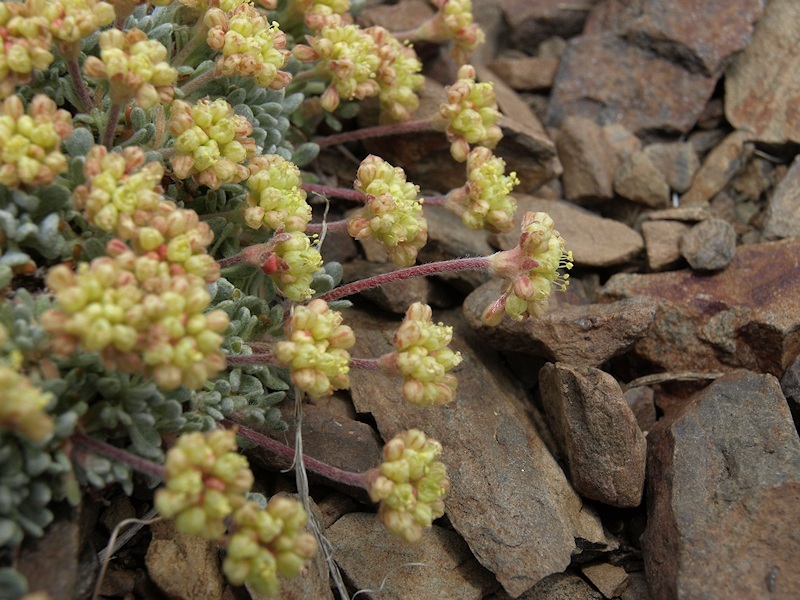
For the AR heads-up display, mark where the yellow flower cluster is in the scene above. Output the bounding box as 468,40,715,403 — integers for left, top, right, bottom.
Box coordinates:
36,0,116,57
274,299,355,398
83,28,178,109
446,147,518,233
484,211,573,325
268,231,324,301
366,26,423,123
433,0,484,63
205,3,292,90
348,155,427,268
433,64,502,162
244,154,311,232
0,94,73,188
224,496,317,597
379,303,461,406
169,98,257,190
296,0,352,30
369,430,450,543
0,2,55,98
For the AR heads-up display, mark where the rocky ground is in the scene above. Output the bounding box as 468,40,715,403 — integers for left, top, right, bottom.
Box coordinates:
19,0,800,598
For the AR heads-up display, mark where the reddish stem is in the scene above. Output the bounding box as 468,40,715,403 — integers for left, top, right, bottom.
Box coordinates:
350,357,381,370
319,255,492,302
306,219,350,235
71,431,166,480
223,420,368,490
103,102,123,148
303,183,366,202
315,119,434,148
227,352,275,365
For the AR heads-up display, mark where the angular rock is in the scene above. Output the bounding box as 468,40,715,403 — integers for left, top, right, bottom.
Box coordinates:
581,562,629,598
602,123,642,162
642,371,800,599
780,355,800,429
488,56,559,90
641,220,691,271
680,130,753,206
328,512,498,599
600,240,800,377
555,116,617,203
641,206,710,223
585,0,766,76
614,151,671,208
548,34,717,134
358,0,434,31
764,154,800,240
642,142,700,193
726,0,800,144
494,196,643,268
621,572,651,600
501,0,594,53
145,520,224,600
539,363,647,507
487,571,604,599
624,386,657,432
678,218,736,271
347,309,611,597
464,279,657,367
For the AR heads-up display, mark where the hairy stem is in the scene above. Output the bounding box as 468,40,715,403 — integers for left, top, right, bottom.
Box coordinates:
315,119,434,148
181,68,216,96
227,352,274,365
319,255,493,302
306,219,350,235
66,56,93,112
223,420,368,490
72,431,165,480
303,183,366,202
103,102,123,148
350,357,381,370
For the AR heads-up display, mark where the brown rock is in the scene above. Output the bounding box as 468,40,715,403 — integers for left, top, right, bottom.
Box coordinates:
726,0,800,144
486,571,604,599
599,240,800,376
680,130,753,206
642,371,800,599
581,562,630,598
501,0,594,53
780,355,800,428
614,151,671,208
602,123,642,162
487,56,559,90
145,520,224,600
328,513,498,599
621,572,652,600
347,309,611,597
358,0,434,31
642,142,700,193
539,363,647,507
586,0,766,76
641,220,691,271
764,154,800,240
548,34,717,134
556,116,617,203
624,386,657,432
464,279,657,367
641,206,710,223
678,218,736,271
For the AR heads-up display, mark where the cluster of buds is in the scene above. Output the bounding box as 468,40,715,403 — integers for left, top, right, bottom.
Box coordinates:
348,155,427,268
294,23,380,113
274,299,355,398
205,3,292,90
0,324,54,442
427,0,485,64
224,496,318,597
294,0,353,31
446,147,519,233
484,211,573,325
267,230,324,301
432,64,502,162
169,98,257,190
155,429,253,540
379,303,461,406
368,430,450,543
245,154,311,232
0,2,55,98
83,28,178,109
366,26,424,123
36,0,116,58
0,94,73,188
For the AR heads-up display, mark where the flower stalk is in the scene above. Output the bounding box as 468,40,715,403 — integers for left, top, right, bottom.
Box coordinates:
71,431,166,480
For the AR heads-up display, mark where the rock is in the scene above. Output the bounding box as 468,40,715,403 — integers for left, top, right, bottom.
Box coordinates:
501,0,594,53
678,218,736,271
464,279,657,367
494,197,644,268
487,56,559,90
764,154,800,240
346,309,612,597
600,240,800,376
145,520,224,600
620,572,652,600
585,0,766,76
581,562,629,598
641,220,691,271
99,567,136,597
602,123,641,162
642,142,700,193
555,116,617,203
726,0,800,144
486,571,604,599
614,151,671,208
539,363,647,507
641,206,710,222
779,355,800,430
642,371,800,599
357,0,434,31
680,130,753,206
327,512,498,599
624,386,657,432
548,34,717,134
